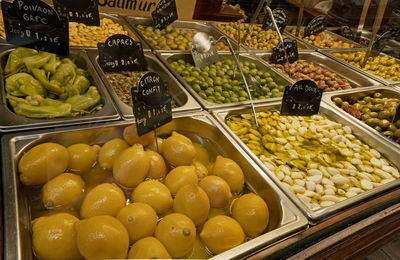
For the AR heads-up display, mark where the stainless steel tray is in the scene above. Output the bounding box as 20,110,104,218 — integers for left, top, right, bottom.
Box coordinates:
323,85,400,150
286,26,362,50
255,51,381,90
71,13,150,50
157,51,293,110
0,45,120,132
211,22,309,52
212,101,400,223
123,17,237,52
86,49,202,118
1,112,308,260
320,48,400,86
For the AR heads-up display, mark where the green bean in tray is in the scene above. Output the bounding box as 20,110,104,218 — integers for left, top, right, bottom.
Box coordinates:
105,71,177,108
169,59,285,104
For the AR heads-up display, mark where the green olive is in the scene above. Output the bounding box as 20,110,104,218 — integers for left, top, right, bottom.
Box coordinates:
379,119,390,129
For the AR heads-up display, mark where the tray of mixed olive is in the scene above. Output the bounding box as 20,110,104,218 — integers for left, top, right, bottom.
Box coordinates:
286,27,361,49
87,50,201,119
212,102,400,222
0,46,119,132
1,113,307,259
68,13,148,49
256,51,380,92
324,86,400,147
158,52,292,110
124,17,233,52
213,22,308,51
321,49,400,85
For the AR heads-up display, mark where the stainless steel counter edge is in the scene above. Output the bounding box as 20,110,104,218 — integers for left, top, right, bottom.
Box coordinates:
318,48,400,86
0,45,120,133
1,111,308,260
210,101,400,223
322,85,400,150
155,51,293,111
85,49,202,119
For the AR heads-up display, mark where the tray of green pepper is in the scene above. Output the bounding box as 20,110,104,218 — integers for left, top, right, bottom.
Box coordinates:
0,45,119,132
157,51,292,110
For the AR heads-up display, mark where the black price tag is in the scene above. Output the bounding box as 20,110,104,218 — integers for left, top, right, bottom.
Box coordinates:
1,0,69,56
190,42,219,69
52,0,100,26
151,0,178,30
340,26,354,40
270,38,298,65
281,79,323,116
132,72,172,136
262,8,288,33
304,15,327,37
98,34,147,73
371,31,391,57
392,103,400,123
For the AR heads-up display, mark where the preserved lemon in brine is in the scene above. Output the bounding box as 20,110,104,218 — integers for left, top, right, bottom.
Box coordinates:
75,215,129,259
19,142,69,186
41,173,85,210
81,163,112,190
67,144,100,174
162,131,196,166
193,160,208,180
164,166,198,195
200,175,232,208
113,144,150,187
123,124,155,146
232,193,269,238
98,138,129,171
146,150,167,179
212,155,244,194
155,213,196,258
200,215,245,255
32,213,81,260
128,237,171,259
173,184,210,226
80,183,125,218
117,202,158,243
131,180,173,215
193,143,210,166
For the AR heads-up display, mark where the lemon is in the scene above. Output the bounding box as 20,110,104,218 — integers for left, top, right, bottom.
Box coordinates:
98,138,129,171
131,180,173,215
80,183,125,218
32,213,81,260
127,237,171,259
173,184,210,226
146,150,167,179
81,163,112,190
208,208,226,219
155,213,196,258
193,160,208,180
75,215,129,259
113,144,150,187
212,155,244,194
162,131,196,166
200,215,245,254
164,166,198,195
189,236,212,259
193,143,210,166
41,173,85,210
117,202,158,243
199,175,232,209
19,142,69,186
123,124,155,146
148,137,165,154
67,144,100,174
232,193,269,238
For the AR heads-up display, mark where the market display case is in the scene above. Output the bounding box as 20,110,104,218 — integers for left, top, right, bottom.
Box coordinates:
1,113,308,259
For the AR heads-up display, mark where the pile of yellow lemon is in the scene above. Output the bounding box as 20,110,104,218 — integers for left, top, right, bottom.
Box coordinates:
18,124,270,259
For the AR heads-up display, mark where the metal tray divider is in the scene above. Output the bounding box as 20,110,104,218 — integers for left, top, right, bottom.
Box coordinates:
210,101,400,223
